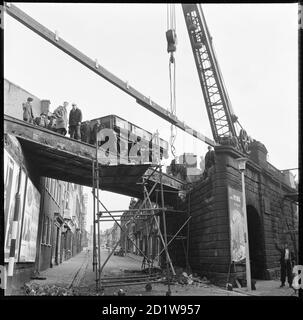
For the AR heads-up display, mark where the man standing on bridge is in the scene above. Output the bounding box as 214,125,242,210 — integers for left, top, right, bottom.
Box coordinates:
54,101,68,135
68,103,82,140
22,97,34,124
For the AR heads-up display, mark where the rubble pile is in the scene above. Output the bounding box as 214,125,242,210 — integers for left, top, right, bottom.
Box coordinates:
176,272,194,285
23,283,73,296
161,268,212,287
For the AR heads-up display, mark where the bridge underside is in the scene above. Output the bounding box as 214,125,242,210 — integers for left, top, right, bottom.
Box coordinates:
4,115,184,204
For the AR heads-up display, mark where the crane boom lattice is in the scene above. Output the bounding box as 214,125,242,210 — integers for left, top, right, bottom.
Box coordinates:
182,4,238,143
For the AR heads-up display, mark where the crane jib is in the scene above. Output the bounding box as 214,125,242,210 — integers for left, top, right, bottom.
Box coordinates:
181,4,253,154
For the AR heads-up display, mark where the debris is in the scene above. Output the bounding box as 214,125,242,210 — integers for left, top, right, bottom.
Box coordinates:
142,267,161,274
201,276,210,284
226,283,233,291
145,283,152,292
117,289,126,296
175,272,195,285
23,283,73,296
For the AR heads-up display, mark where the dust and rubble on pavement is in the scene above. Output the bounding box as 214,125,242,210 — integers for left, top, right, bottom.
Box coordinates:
21,249,242,297
21,249,298,297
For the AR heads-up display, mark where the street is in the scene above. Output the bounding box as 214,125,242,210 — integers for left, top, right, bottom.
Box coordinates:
22,248,298,297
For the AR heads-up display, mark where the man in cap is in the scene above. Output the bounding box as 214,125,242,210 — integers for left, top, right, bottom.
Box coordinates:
275,239,296,288
53,101,68,135
22,97,35,123
68,103,82,140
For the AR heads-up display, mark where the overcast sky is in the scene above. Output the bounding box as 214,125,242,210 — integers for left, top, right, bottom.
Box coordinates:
4,3,298,232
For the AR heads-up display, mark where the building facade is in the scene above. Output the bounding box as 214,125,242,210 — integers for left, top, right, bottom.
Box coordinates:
4,79,88,293
120,198,161,266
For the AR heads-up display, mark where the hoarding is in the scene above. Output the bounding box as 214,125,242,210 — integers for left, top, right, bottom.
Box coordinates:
19,179,41,262
228,186,246,262
4,150,27,262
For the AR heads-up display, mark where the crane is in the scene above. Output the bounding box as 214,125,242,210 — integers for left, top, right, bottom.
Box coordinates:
180,4,253,154
5,3,252,154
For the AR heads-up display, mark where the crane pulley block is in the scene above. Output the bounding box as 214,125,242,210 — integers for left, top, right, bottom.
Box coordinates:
166,29,177,53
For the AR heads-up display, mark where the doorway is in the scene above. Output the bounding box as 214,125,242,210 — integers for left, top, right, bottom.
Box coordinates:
247,205,265,279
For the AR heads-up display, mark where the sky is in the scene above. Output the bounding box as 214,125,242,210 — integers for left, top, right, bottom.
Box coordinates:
4,3,298,232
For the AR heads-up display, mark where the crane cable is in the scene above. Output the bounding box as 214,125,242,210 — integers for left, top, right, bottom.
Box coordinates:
166,4,177,158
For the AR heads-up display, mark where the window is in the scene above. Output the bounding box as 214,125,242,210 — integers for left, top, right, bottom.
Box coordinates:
65,192,69,209
47,218,52,244
42,215,48,244
42,216,53,245
54,180,58,201
50,179,54,196
58,184,62,207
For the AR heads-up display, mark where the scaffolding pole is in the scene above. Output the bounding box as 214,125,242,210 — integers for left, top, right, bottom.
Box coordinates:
93,132,102,290
92,159,98,291
92,162,188,292
186,193,191,272
143,183,175,275
155,216,192,260
96,198,154,266
97,208,164,214
160,166,171,295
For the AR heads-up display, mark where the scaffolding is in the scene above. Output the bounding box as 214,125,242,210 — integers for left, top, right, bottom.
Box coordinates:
92,143,191,294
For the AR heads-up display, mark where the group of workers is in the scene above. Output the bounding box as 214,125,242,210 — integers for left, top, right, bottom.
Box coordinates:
22,97,88,141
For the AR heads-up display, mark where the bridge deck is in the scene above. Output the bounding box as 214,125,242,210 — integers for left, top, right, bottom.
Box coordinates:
4,115,184,203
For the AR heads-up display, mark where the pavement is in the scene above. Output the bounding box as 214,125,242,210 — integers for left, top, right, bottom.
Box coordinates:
26,249,89,290
232,280,298,297
21,248,299,297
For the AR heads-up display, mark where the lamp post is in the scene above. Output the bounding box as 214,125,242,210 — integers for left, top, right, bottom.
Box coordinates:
236,157,252,291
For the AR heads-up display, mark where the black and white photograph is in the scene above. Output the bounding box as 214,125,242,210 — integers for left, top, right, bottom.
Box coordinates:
1,1,301,306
